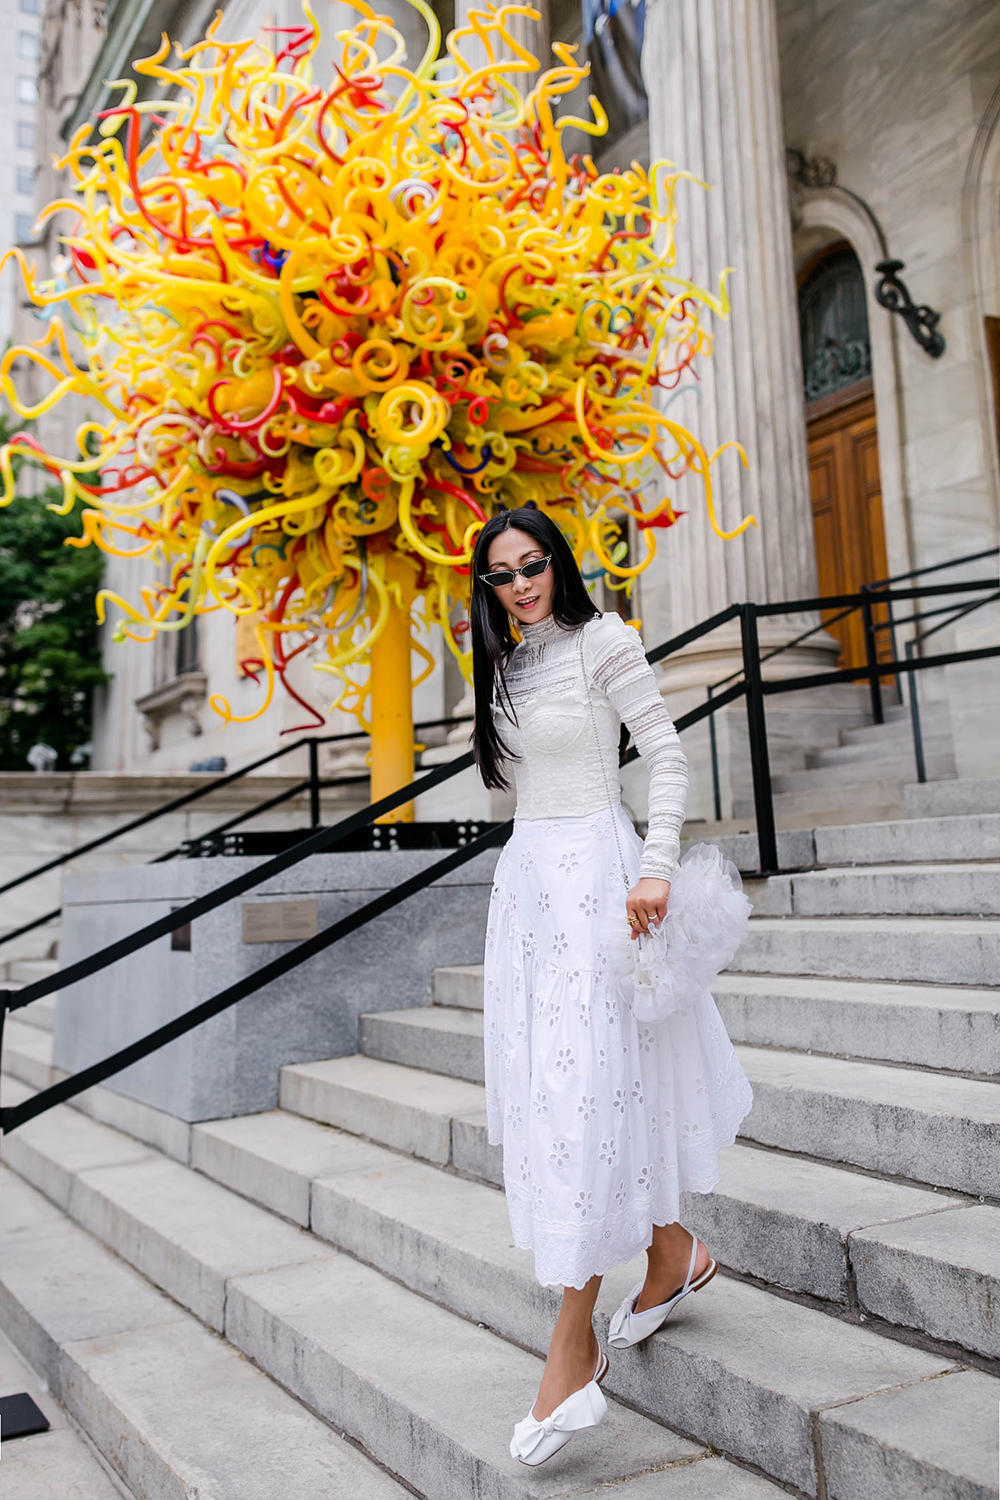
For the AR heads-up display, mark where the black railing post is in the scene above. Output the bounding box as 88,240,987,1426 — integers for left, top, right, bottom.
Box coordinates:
905,640,927,782
706,684,722,824
861,588,884,723
739,604,779,875
308,740,321,828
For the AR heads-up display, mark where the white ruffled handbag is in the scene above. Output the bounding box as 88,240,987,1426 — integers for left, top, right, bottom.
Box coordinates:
576,629,752,1023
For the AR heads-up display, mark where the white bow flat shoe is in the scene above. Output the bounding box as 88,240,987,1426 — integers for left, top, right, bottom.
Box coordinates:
509,1346,609,1466
608,1229,717,1350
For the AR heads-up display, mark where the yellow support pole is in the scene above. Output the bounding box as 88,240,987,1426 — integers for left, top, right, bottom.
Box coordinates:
370,546,419,823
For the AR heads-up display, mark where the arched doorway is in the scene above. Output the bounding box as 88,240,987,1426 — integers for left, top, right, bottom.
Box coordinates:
799,242,892,669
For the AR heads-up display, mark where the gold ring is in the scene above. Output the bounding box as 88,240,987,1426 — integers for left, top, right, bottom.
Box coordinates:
626,913,638,926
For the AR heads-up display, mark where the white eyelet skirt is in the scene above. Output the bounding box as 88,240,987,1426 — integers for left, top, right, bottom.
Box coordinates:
482,805,754,1290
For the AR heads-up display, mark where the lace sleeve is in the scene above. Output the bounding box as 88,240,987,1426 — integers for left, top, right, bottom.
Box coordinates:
585,612,689,883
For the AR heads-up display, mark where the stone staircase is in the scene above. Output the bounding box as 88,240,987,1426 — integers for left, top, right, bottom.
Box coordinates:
1,803,998,1498
733,701,957,827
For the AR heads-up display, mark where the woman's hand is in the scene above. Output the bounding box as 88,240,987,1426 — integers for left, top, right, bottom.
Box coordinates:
626,877,671,938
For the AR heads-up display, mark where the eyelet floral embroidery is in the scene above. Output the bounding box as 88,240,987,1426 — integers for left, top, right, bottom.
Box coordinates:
613,1088,628,1114
531,1089,549,1117
551,930,568,956
577,1094,597,1122
537,890,551,912
578,893,598,916
559,851,580,874
549,1140,570,1168
599,1138,617,1165
637,1166,653,1191
574,1191,594,1218
555,1047,574,1073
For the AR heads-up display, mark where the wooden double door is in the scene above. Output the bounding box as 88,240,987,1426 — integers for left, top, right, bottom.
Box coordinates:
807,380,891,669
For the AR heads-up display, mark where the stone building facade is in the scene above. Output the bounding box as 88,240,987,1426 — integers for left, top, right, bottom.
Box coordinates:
11,0,1000,810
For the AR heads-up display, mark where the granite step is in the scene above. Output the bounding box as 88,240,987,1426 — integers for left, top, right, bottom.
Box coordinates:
742,863,1000,918
813,814,1000,865
0,1322,128,1500
293,1031,1000,1200
186,1110,998,1500
840,707,950,747
0,1167,412,1500
361,1005,485,1082
712,973,1000,1075
807,739,953,771
278,1047,1000,1330
5,993,57,1033
431,964,1000,1076
191,1107,1000,1352
734,780,908,823
2,1015,54,1092
0,1085,786,1500
733,915,1000,986
737,1045,1000,1196
776,750,954,790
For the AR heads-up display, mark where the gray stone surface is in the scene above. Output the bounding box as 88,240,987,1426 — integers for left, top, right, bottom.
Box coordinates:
2,1017,54,1091
432,962,490,1009
0,1326,127,1500
814,814,1000,866
819,1370,1000,1500
60,1315,410,1500
682,827,817,872
191,1110,388,1226
712,973,1000,1074
786,863,1000,916
213,1112,953,1497
54,845,501,1123
734,915,1000,985
2,1088,154,1212
905,777,1000,819
851,1206,1000,1357
452,1107,504,1184
0,1175,410,1500
279,1053,486,1164
433,963,484,1010
737,1046,1000,1194
680,1143,964,1304
0,1168,185,1386
360,1004,486,1082
226,1251,710,1500
66,1153,328,1332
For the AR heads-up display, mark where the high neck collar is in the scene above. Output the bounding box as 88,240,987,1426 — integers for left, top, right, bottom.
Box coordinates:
515,609,564,645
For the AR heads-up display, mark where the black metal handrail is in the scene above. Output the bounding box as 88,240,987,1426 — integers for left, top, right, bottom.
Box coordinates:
2,585,997,1136
0,713,477,951
704,549,998,816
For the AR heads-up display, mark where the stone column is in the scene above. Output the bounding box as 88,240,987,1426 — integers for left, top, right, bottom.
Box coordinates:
632,0,858,824
638,0,835,685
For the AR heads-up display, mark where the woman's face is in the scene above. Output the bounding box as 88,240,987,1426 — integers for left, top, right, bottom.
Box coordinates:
485,526,555,627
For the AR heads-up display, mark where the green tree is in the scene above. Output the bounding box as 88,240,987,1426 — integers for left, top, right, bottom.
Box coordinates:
0,428,107,770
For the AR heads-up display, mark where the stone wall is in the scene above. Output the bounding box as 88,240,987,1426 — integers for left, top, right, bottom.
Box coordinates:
779,0,1000,580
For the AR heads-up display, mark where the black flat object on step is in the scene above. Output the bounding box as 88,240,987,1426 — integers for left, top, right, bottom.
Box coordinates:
0,1390,50,1440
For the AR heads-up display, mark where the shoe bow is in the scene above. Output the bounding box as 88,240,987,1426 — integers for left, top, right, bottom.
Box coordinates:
607,1280,645,1345
510,1380,608,1460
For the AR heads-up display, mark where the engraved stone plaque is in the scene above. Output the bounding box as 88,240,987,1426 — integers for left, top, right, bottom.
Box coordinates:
242,899,318,944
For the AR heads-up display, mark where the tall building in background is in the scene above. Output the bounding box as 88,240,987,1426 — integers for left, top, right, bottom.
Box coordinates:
1,0,43,348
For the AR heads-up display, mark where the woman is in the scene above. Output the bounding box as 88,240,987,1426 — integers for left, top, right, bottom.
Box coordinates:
471,502,754,1467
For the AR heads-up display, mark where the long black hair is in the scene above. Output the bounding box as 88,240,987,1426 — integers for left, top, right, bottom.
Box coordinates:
469,503,600,791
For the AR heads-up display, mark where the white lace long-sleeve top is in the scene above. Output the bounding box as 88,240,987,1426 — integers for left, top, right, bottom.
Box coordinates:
491,609,689,882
